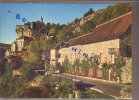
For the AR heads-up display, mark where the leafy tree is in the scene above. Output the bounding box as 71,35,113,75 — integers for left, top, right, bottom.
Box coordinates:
80,20,96,34
112,3,131,19
114,55,125,77
24,39,43,65
48,25,60,35
57,29,74,42
106,55,126,82
61,57,71,73
92,3,131,26
74,18,80,24
80,59,90,75
19,62,37,81
73,59,81,74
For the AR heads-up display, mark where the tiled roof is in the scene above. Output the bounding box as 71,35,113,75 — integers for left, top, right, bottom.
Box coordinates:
67,12,132,46
52,42,66,49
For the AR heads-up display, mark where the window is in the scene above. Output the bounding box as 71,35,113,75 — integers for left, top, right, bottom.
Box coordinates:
108,48,116,54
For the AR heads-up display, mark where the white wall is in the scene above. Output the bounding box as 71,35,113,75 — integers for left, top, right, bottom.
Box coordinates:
50,49,56,66
58,39,120,66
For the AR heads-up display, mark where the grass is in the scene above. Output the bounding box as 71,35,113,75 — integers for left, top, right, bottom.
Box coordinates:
80,88,114,98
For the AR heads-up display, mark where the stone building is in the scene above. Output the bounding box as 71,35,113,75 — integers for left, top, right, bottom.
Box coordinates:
11,17,45,53
50,12,132,78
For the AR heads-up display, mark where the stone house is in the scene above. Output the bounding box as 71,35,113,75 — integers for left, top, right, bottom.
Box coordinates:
50,12,132,78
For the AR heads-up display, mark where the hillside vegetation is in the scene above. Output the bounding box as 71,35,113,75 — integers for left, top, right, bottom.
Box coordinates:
0,3,131,98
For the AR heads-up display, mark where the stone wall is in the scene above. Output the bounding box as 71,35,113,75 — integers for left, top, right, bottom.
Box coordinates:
121,58,132,83
57,39,120,66
16,25,32,39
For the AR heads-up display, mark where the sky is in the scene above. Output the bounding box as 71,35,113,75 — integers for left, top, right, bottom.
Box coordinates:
0,3,115,44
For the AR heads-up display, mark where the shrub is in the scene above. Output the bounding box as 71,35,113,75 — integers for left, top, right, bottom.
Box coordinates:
20,62,37,81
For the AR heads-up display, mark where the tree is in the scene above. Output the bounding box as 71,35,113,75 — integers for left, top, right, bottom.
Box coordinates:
74,18,80,24
80,59,90,75
84,8,95,17
92,3,131,26
57,29,74,42
61,57,71,73
20,62,37,81
80,20,96,34
49,26,59,35
73,59,81,74
24,39,43,65
112,3,131,19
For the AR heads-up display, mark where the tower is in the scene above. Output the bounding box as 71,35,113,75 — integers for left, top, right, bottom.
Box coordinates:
41,16,43,23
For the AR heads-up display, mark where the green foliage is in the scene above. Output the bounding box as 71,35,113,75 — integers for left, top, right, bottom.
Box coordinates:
57,29,74,42
90,55,99,69
80,20,96,34
92,3,131,25
83,8,95,17
24,39,43,65
0,70,29,98
80,89,113,98
73,59,80,73
74,18,80,24
80,59,90,74
62,56,99,75
55,83,73,98
61,56,72,73
48,25,61,35
42,75,75,98
20,62,37,81
114,55,125,78
5,56,23,71
120,28,131,57
112,3,131,19
121,58,132,83
102,67,109,79
0,58,6,76
105,55,126,82
50,64,55,72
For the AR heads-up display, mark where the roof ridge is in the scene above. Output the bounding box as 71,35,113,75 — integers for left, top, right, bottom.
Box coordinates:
68,12,132,43
96,12,132,28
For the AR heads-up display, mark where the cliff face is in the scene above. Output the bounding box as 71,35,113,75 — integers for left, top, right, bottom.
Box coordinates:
16,24,32,39
16,21,45,39
70,13,95,33
79,13,95,26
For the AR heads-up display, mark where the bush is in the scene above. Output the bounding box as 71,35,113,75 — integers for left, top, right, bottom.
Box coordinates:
80,89,113,98
80,59,90,75
42,75,75,98
102,67,109,80
61,57,72,73
0,71,29,98
20,62,37,81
